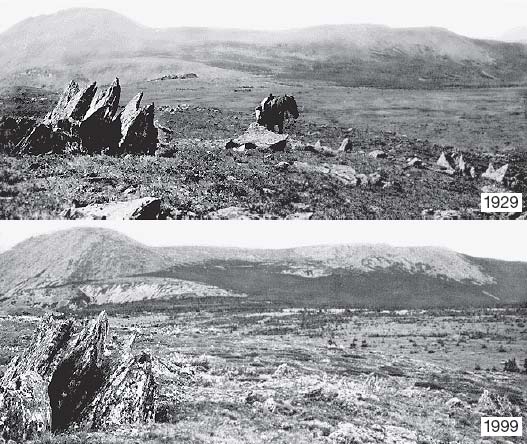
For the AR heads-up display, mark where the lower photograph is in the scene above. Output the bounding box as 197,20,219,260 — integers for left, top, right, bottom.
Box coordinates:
0,221,525,443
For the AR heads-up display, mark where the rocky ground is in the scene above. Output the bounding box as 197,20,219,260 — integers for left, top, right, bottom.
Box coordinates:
0,82,525,220
0,306,525,443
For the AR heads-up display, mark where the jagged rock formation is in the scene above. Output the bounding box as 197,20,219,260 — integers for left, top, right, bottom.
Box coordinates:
436,152,476,178
15,78,158,155
0,312,157,440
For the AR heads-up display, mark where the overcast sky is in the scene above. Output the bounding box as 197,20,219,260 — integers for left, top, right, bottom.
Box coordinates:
0,0,525,38
0,221,525,261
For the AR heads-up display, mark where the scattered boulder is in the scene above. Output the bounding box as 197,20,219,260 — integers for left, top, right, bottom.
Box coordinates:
482,163,509,184
407,157,424,168
436,152,456,173
206,206,260,220
294,161,386,188
275,161,291,171
305,140,338,157
476,390,520,417
421,209,479,220
369,150,387,159
339,138,353,152
63,197,162,220
1,312,157,439
233,123,288,152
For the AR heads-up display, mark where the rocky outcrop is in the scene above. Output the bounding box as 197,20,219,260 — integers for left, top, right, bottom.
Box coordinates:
436,152,476,177
0,312,157,440
14,78,158,155
63,197,162,220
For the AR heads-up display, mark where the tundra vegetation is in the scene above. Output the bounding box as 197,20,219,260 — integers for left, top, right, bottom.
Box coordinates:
0,304,525,443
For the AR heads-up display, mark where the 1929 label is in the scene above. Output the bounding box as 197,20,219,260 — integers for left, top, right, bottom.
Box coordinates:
481,193,522,213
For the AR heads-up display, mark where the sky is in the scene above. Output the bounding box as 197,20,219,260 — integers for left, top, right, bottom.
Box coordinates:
0,0,526,38
0,221,526,261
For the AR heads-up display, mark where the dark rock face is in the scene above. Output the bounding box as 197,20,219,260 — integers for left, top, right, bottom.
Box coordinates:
17,123,74,155
0,312,157,440
12,78,158,155
79,78,122,152
0,116,36,149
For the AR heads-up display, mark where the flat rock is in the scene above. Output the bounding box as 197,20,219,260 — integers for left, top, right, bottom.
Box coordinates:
234,123,288,152
294,161,386,187
63,197,162,220
305,140,338,157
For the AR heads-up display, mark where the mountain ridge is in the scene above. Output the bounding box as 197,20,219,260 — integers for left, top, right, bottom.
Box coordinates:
0,228,525,309
1,8,526,89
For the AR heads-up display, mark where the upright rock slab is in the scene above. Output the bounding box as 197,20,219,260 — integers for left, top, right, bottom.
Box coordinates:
117,93,158,155
79,78,122,152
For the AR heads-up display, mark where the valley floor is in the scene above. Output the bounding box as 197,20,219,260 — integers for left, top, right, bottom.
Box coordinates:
0,306,525,443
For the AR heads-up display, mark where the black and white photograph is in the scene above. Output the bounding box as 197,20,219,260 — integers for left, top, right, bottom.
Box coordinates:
0,1,526,219
0,221,525,442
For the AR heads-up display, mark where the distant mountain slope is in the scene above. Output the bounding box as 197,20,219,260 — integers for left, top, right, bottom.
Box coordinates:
0,227,168,294
0,228,525,310
1,8,526,89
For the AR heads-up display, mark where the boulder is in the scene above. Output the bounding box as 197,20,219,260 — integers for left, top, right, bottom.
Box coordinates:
368,150,387,159
117,93,158,155
294,161,359,186
63,197,162,220
206,206,260,220
407,157,424,168
436,152,455,173
305,140,337,157
234,123,288,152
338,138,353,152
0,371,51,442
421,209,479,220
482,163,509,184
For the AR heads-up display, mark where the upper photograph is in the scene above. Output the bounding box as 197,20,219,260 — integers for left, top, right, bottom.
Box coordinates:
0,0,525,220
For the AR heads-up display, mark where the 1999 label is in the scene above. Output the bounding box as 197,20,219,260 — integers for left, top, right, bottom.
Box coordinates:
481,417,522,437
481,193,522,213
